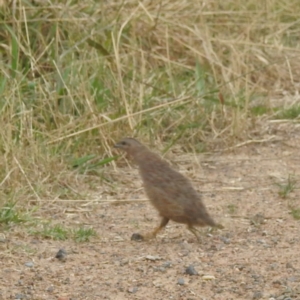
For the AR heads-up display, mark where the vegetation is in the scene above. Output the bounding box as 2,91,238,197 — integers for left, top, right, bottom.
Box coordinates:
0,0,300,206
277,174,297,199
30,223,97,241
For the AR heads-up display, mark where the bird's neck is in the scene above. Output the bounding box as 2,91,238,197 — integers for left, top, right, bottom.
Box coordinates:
131,148,154,166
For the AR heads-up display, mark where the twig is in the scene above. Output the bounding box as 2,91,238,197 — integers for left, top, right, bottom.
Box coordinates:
13,156,41,201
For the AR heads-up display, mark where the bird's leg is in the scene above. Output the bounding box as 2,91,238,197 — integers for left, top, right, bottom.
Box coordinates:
131,217,169,241
187,225,203,242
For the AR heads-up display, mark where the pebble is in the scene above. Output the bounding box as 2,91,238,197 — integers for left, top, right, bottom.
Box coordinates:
145,255,162,261
178,278,185,285
268,263,278,271
287,277,297,282
0,233,5,241
131,233,144,241
127,286,138,293
46,286,54,293
202,275,215,280
17,280,23,286
55,249,67,261
251,274,260,281
24,262,34,268
185,265,198,276
154,266,166,273
153,279,163,287
162,261,172,268
252,291,263,299
286,262,294,269
15,294,26,299
220,236,231,244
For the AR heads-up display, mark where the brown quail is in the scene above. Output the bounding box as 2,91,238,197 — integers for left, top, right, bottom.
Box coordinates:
114,137,222,241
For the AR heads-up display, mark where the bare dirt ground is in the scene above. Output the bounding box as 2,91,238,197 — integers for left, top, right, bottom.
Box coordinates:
1,122,300,300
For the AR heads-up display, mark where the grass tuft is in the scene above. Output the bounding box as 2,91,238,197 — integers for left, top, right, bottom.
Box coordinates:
73,227,97,242
31,223,70,241
276,175,297,199
227,204,237,214
0,202,30,225
289,207,300,221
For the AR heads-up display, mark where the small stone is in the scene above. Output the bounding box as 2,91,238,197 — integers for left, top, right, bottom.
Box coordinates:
162,261,172,268
178,278,185,285
185,265,198,276
154,266,166,273
202,275,215,280
24,262,34,268
252,291,263,299
131,233,144,241
286,262,294,269
257,239,266,244
127,286,138,294
153,279,163,287
55,249,67,261
268,263,278,270
220,236,231,244
287,276,297,282
15,294,26,299
272,280,281,287
46,286,54,293
251,274,260,280
145,255,162,261
114,236,124,241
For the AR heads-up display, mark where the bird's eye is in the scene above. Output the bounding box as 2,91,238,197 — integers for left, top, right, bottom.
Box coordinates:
121,141,127,146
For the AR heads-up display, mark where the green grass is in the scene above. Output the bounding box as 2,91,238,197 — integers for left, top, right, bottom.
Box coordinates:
276,105,300,120
0,0,299,206
73,227,97,242
0,202,31,225
290,207,300,220
227,204,237,214
32,224,70,240
276,175,297,199
30,223,97,242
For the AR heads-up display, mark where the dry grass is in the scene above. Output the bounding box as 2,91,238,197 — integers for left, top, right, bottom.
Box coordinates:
0,0,300,205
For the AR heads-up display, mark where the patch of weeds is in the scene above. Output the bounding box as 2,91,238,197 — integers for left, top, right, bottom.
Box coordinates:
73,227,97,242
227,204,237,214
276,175,297,199
251,105,269,116
71,155,117,175
30,223,97,242
289,207,300,220
32,224,69,240
0,202,30,226
276,105,300,119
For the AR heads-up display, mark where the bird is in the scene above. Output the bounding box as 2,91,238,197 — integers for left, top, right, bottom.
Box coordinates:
114,137,223,241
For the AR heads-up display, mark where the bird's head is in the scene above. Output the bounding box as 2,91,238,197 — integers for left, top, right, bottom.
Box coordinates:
114,137,144,156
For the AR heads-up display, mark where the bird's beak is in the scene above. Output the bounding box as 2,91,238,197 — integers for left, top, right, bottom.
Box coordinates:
114,142,121,148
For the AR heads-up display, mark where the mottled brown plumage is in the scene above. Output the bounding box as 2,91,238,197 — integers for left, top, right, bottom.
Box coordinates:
114,137,222,241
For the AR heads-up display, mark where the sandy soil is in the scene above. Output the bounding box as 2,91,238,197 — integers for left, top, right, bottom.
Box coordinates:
0,123,300,300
